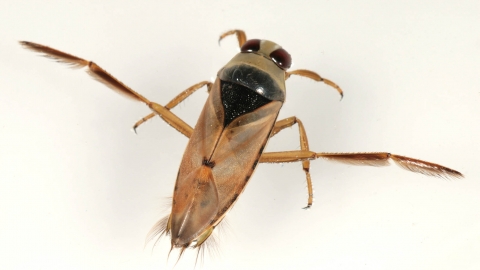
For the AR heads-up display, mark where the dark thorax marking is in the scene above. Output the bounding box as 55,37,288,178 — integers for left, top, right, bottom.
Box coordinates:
220,80,272,127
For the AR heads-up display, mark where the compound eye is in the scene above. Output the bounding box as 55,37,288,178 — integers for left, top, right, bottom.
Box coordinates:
270,48,292,70
240,39,261,53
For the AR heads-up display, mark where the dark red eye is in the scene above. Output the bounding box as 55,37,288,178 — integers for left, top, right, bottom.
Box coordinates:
269,48,292,70
240,39,261,53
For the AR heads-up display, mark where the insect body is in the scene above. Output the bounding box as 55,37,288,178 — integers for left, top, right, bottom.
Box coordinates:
20,30,463,257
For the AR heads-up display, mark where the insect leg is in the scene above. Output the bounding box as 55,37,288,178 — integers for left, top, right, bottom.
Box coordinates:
218,30,247,48
133,81,212,132
286,69,343,98
266,117,314,209
20,41,194,138
260,151,463,179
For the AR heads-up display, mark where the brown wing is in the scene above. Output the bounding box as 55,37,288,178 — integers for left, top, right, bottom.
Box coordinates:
169,166,219,247
210,100,282,214
175,78,226,185
168,78,225,247
169,78,282,247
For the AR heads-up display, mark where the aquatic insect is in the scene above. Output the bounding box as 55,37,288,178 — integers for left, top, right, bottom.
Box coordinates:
20,30,463,258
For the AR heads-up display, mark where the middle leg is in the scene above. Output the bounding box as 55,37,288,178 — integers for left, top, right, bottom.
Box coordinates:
264,116,314,209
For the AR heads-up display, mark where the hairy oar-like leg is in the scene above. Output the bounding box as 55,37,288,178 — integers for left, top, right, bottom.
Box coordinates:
133,81,212,132
286,69,344,98
260,151,463,179
19,41,194,138
219,29,247,48
263,116,314,208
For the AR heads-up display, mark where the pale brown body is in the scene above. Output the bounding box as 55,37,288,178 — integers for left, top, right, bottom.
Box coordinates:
169,78,282,248
20,30,463,258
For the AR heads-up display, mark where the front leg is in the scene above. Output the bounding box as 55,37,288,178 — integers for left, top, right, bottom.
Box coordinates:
286,69,344,99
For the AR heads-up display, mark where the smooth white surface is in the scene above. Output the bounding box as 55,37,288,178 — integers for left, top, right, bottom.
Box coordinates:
1,1,479,269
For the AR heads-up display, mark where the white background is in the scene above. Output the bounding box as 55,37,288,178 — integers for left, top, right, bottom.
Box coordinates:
1,1,479,269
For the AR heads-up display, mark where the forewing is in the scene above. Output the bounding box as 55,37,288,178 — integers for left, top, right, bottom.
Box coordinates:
176,78,224,183
211,101,283,217
168,78,282,244
168,79,224,246
170,166,219,247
